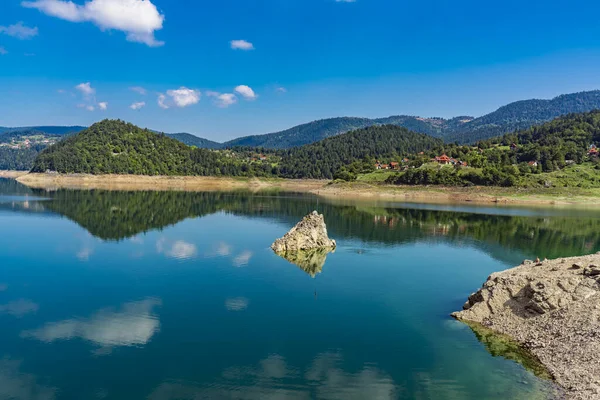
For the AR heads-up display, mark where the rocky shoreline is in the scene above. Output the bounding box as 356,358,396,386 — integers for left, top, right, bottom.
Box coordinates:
453,253,600,399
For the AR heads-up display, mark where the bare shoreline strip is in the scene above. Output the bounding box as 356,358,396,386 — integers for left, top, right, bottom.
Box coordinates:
3,171,600,207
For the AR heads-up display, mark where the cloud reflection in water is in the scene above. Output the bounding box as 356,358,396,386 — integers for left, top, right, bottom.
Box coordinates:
22,298,161,354
148,352,399,399
0,299,39,318
0,358,56,400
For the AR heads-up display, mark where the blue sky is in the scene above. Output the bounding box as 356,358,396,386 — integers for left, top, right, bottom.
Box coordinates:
1,0,600,141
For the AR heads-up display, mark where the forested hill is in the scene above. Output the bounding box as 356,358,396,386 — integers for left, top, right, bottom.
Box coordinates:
30,120,239,175
29,120,442,179
489,110,600,168
445,90,600,143
278,125,443,179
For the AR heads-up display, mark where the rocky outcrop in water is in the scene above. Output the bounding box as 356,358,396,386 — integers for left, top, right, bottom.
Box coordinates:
453,253,600,400
271,211,336,253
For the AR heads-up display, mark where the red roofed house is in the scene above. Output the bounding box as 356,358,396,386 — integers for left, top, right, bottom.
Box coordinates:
528,161,538,167
435,154,452,165
390,162,400,170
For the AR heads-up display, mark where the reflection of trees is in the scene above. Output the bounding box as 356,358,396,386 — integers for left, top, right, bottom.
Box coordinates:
275,248,334,278
462,320,553,381
7,187,600,263
0,177,35,196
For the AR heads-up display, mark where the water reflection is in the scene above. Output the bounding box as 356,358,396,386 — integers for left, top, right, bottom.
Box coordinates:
233,250,253,267
275,248,334,278
156,238,198,260
1,185,598,265
0,358,56,400
148,352,399,400
22,298,161,353
0,299,39,318
225,297,249,312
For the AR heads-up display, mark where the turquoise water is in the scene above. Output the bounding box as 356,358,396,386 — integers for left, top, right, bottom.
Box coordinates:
1,179,598,399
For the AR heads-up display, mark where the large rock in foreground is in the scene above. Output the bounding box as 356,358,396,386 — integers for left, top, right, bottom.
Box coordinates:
271,211,336,253
453,253,600,400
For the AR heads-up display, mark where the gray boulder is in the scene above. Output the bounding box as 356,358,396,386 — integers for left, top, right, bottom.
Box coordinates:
271,211,336,253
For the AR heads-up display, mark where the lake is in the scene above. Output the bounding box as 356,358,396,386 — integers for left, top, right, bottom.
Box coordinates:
1,178,599,399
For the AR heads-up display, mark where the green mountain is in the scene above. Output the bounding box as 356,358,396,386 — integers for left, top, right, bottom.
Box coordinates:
31,120,223,175
279,125,443,179
444,90,600,143
29,120,276,176
223,117,376,149
165,132,221,149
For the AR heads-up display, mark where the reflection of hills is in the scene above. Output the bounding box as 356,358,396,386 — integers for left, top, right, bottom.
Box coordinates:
3,185,600,264
275,248,334,278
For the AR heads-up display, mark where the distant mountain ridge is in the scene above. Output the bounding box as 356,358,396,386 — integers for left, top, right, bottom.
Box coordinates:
3,90,600,152
164,133,221,149
224,90,600,147
0,126,86,135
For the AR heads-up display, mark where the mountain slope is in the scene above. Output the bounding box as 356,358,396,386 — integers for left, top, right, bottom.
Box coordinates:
165,133,221,149
224,117,376,149
446,90,600,143
224,90,600,148
0,126,86,135
279,125,443,179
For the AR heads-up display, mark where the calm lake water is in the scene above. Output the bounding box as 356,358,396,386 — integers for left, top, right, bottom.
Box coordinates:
1,178,599,399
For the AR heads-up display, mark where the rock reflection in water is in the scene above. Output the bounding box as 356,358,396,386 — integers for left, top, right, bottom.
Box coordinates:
275,248,334,278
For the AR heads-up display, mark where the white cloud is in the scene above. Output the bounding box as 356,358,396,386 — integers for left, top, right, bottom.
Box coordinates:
21,0,165,47
276,87,287,93
207,91,237,108
234,85,257,100
130,86,147,95
157,93,168,109
230,39,254,50
166,87,200,108
85,105,95,112
22,298,161,352
130,101,146,110
0,22,39,39
98,101,108,110
233,250,253,267
0,47,7,55
335,0,356,2
0,299,39,318
75,82,95,96
225,297,249,312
